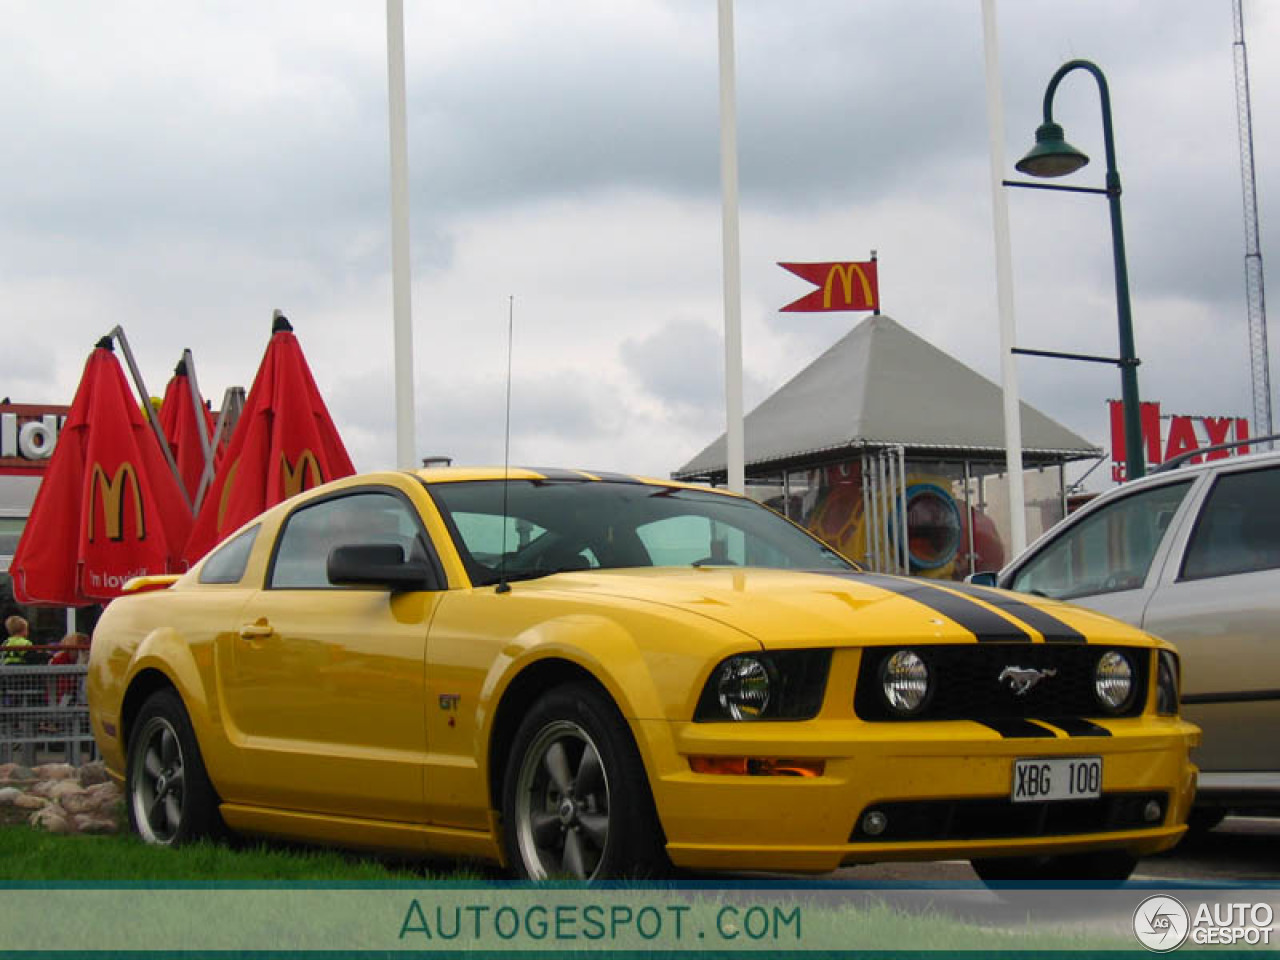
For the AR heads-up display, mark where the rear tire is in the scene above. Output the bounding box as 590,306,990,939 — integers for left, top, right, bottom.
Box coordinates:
125,689,223,846
501,682,668,880
971,850,1138,886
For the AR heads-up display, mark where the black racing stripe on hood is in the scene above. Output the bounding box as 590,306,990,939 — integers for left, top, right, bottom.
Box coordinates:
940,582,1087,644
975,718,1059,739
1037,717,1112,738
825,572,1031,643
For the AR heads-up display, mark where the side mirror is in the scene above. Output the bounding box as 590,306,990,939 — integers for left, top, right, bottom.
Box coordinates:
965,571,999,588
327,543,431,591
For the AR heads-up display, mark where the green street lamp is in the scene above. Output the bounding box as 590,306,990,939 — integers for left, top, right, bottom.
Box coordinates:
1010,59,1145,481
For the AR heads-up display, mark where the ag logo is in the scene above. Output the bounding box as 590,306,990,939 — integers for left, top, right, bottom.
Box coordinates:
1133,895,1189,952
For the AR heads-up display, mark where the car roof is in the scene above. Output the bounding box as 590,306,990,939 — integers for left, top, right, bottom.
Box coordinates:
409,466,726,493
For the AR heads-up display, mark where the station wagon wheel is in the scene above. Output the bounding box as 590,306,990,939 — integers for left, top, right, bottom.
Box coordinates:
126,689,223,846
502,683,668,881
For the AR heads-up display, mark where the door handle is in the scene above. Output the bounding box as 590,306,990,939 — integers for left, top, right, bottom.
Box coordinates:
238,622,274,639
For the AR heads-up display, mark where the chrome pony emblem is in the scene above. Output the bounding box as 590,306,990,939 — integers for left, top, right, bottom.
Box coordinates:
998,666,1057,696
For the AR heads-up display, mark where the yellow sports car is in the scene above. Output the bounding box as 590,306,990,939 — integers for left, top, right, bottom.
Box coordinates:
88,468,1199,883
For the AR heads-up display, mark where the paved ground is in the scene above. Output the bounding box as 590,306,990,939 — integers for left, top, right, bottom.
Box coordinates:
821,815,1280,884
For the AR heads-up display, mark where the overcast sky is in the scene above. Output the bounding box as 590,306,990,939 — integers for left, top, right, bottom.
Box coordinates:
2,0,1276,487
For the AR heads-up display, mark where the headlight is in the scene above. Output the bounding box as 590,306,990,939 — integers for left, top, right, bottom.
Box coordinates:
1094,650,1135,713
1156,650,1180,715
880,649,931,715
695,650,831,722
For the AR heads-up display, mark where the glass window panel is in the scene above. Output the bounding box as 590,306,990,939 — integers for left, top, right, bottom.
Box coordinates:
1010,479,1193,600
1181,467,1280,581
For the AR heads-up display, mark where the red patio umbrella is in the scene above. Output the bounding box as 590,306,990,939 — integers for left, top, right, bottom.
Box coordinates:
158,358,217,506
184,315,355,564
10,338,194,605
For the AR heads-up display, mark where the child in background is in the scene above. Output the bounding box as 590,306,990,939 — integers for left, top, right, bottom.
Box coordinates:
49,632,89,706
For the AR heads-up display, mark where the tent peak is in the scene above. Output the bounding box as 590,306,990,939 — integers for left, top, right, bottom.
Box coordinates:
272,310,293,334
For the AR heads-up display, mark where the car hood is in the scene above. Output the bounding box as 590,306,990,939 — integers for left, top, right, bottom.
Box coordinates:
525,567,1157,649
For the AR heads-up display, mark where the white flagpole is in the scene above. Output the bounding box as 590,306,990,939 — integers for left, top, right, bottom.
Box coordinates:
718,0,745,494
387,0,418,470
981,0,1027,555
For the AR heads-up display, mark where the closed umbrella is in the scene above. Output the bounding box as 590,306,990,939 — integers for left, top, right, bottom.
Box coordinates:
10,338,193,605
158,358,216,507
184,315,355,564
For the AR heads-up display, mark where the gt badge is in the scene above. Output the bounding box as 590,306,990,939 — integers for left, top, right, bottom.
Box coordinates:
439,694,461,711
998,666,1057,696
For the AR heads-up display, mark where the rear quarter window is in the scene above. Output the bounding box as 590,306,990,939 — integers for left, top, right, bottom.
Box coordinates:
198,525,260,585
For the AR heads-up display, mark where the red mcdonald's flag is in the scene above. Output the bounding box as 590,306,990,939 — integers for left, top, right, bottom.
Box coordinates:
184,316,355,564
159,359,217,504
779,260,879,313
10,339,193,605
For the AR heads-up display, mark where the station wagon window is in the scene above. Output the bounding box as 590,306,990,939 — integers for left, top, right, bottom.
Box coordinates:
270,491,425,589
198,525,260,585
1010,479,1192,600
1181,467,1280,581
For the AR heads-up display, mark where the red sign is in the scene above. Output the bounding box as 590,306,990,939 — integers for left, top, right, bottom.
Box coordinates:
1109,400,1250,482
0,403,71,476
779,260,879,313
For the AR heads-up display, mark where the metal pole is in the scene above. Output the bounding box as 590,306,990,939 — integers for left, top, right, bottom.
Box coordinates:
109,326,192,514
181,349,216,511
897,446,908,575
1041,60,1144,480
386,0,418,470
981,0,1028,553
717,0,745,495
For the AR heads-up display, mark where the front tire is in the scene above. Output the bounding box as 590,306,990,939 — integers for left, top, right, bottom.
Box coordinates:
971,849,1138,886
126,689,223,846
501,683,668,880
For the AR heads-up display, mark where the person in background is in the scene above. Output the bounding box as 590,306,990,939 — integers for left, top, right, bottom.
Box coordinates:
49,632,89,706
2,615,32,665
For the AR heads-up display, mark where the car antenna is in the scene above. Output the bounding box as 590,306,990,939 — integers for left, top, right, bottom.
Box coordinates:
496,295,515,594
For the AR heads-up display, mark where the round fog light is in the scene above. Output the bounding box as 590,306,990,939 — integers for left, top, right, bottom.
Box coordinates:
862,810,888,837
1143,800,1163,823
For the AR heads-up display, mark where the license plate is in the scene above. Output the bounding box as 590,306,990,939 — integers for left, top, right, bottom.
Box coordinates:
1011,756,1102,803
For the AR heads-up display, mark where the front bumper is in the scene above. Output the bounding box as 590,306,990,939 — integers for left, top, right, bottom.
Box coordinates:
639,715,1200,873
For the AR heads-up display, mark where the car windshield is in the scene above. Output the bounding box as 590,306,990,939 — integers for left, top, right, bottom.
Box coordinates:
426,479,854,586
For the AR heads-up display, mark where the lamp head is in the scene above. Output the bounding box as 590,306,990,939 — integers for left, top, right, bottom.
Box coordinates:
1016,122,1089,178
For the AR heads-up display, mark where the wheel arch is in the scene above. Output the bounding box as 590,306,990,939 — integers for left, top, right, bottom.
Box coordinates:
119,668,182,754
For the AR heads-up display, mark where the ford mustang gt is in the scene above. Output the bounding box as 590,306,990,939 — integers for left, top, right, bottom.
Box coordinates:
88,468,1199,882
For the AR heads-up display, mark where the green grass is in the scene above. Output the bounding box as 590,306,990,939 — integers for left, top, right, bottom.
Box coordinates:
0,827,476,882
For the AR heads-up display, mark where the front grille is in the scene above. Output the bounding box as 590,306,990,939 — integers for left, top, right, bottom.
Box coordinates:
848,792,1167,842
855,644,1149,722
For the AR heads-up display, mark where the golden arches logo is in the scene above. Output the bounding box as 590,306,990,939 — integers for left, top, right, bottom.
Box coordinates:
88,462,145,542
281,450,322,498
823,263,876,310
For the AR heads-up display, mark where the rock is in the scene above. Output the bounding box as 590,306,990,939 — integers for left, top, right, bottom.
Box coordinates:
78,762,109,787
72,814,118,835
49,781,86,802
0,787,20,806
29,780,57,799
32,763,76,781
30,805,71,833
60,791,99,815
14,793,48,810
86,781,121,805
1,768,35,788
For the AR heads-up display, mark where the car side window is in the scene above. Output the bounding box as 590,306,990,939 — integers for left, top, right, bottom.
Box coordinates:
198,525,260,585
1010,479,1193,600
269,491,427,589
1180,466,1280,581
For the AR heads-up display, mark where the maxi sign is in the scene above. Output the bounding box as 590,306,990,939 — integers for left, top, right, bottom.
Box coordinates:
0,403,70,476
1109,400,1250,482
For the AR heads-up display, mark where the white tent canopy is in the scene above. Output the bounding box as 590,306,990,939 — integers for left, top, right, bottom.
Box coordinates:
675,314,1099,480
